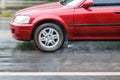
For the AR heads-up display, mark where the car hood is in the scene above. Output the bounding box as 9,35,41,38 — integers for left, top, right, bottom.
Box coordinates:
16,2,63,15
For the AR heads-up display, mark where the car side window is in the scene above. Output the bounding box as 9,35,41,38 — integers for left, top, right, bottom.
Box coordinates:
93,0,120,7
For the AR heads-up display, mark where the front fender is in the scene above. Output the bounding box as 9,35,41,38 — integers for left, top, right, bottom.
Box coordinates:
32,15,70,34
31,14,73,40
32,14,68,31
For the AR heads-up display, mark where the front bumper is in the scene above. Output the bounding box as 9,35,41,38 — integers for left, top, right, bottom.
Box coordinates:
10,22,33,41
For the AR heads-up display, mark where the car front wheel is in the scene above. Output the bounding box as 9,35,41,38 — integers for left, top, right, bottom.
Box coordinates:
34,23,64,52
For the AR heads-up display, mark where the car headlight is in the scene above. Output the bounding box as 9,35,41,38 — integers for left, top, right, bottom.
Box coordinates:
14,15,30,24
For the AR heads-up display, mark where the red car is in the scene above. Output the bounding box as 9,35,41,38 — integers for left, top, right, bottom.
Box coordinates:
10,0,120,52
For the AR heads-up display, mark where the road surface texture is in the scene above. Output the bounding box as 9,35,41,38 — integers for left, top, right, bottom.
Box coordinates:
0,18,120,72
0,76,120,80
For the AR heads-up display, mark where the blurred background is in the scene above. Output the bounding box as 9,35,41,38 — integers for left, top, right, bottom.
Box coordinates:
0,0,59,17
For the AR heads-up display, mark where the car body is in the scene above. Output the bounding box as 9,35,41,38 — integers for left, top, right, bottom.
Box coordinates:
10,0,120,52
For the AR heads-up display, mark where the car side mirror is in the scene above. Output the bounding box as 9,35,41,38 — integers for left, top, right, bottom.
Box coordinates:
82,0,94,10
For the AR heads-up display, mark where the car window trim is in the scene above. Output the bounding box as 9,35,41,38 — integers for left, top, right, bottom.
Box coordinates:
93,3,120,7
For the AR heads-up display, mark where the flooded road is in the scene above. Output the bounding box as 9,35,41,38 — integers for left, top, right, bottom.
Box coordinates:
0,18,120,72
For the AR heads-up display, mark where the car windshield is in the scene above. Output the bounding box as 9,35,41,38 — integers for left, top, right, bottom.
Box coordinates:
60,0,83,7
60,0,73,5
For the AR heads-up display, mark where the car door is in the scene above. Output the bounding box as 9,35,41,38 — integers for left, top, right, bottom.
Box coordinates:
72,1,120,40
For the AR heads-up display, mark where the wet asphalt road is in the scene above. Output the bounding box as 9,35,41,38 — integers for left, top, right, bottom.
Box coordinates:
0,76,120,80
0,18,120,72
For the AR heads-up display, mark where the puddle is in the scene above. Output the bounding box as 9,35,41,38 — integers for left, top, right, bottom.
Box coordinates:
14,41,36,51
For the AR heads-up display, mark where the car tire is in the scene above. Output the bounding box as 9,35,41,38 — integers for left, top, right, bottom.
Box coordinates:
34,23,64,52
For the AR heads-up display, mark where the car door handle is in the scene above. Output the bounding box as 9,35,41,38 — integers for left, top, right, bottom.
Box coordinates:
115,11,120,14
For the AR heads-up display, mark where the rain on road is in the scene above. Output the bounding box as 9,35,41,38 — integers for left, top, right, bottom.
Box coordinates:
0,76,120,80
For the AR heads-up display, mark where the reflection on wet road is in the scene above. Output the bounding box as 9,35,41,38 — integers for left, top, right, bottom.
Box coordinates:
0,18,120,72
0,76,120,80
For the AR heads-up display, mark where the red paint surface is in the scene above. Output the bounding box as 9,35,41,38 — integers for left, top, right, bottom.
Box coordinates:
10,0,120,41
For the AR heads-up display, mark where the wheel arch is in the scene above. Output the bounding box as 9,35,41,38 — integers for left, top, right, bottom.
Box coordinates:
31,19,68,40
